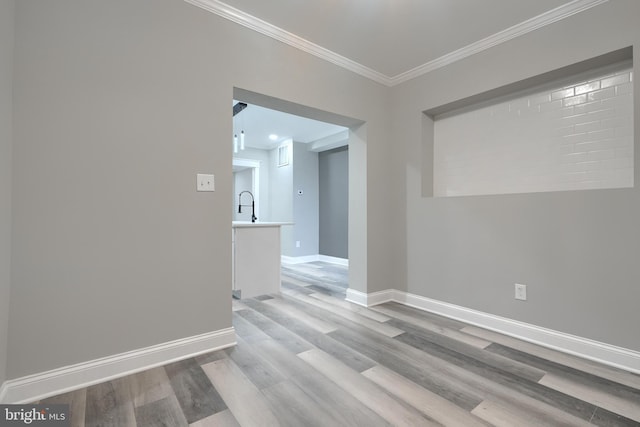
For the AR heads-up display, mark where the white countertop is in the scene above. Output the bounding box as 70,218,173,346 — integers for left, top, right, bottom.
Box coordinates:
232,221,294,228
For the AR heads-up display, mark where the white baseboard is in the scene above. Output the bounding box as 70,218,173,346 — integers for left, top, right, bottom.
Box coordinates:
345,288,394,306
351,288,640,375
318,255,349,266
282,255,320,264
0,327,236,404
282,254,349,266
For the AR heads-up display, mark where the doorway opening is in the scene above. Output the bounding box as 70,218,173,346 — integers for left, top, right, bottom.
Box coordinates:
232,88,365,299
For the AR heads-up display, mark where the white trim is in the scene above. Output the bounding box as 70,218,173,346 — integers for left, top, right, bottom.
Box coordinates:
309,130,349,153
345,288,394,307
0,328,236,404
282,255,349,266
345,288,367,306
390,0,609,85
318,255,349,266
183,0,389,86
353,289,640,375
184,0,608,87
281,254,320,265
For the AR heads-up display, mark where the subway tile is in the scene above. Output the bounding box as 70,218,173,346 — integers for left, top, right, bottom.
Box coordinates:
561,152,588,163
601,93,631,110
585,107,616,121
554,144,576,156
613,124,633,138
563,94,587,107
615,82,633,95
613,136,633,148
574,100,602,115
574,120,601,134
602,158,633,170
601,73,630,88
530,93,551,105
561,133,588,145
538,100,563,113
586,150,615,161
615,147,633,159
586,128,615,141
575,140,607,151
433,65,633,197
552,87,574,100
602,116,632,129
566,161,597,173
575,81,600,95
553,126,575,137
559,114,587,127
586,170,611,181
509,98,529,112
564,171,588,182
617,169,634,184
588,87,616,101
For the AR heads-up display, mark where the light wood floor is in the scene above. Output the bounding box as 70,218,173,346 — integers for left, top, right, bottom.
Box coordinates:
38,261,640,426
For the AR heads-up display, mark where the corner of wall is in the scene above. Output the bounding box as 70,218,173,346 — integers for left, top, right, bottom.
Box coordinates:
0,0,16,388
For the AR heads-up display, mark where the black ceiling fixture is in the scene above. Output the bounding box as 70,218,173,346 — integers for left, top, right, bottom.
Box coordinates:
233,102,247,116
233,102,248,153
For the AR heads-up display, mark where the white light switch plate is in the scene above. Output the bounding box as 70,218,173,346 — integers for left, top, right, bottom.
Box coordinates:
197,174,215,192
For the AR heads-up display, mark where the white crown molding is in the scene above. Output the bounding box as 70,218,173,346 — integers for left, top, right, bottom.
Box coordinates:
390,0,610,86
0,327,236,404
185,0,608,87
183,0,391,86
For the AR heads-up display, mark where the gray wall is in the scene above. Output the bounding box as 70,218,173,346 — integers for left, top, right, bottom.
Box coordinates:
391,0,640,351
11,0,634,382
319,146,348,258
292,142,319,257
0,0,14,386
269,144,294,255
8,0,390,379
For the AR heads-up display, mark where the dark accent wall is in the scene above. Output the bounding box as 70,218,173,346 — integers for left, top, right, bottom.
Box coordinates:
319,146,348,258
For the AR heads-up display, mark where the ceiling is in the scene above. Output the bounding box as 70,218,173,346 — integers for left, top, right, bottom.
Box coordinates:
187,0,607,85
222,0,606,153
232,102,347,151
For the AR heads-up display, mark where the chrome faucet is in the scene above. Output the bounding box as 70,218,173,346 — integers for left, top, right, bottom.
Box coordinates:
238,191,257,223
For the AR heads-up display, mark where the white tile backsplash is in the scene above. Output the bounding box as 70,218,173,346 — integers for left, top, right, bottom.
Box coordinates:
433,67,634,197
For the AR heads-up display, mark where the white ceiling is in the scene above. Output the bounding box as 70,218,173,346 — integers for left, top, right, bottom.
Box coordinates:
233,102,347,151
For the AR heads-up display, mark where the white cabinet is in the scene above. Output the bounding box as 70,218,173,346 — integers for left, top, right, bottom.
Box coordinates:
232,222,290,299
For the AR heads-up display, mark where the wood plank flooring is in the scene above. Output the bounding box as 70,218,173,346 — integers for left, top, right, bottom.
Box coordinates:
37,261,640,426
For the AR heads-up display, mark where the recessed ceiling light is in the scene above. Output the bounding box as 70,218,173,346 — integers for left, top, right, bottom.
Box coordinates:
269,134,278,141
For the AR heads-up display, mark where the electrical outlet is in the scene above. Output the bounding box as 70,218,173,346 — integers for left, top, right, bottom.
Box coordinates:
515,283,527,301
296,241,301,248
